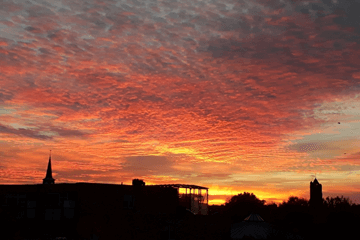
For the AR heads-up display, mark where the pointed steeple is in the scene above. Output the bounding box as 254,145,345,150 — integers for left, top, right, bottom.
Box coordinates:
313,178,319,184
43,150,55,184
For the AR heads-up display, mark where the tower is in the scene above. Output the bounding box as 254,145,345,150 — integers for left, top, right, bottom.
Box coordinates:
310,177,322,207
43,151,55,184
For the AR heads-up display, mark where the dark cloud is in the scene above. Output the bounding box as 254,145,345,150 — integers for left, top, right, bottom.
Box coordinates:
0,0,22,12
50,127,88,138
0,123,52,140
120,156,174,176
56,169,109,179
330,1,360,31
288,142,333,153
0,149,18,159
24,26,38,32
0,90,14,102
195,173,231,179
292,0,360,37
27,5,55,18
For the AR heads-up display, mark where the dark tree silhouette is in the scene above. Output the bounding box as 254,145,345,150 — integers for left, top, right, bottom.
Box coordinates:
319,196,359,239
226,192,266,206
279,196,309,208
323,195,353,211
225,192,266,221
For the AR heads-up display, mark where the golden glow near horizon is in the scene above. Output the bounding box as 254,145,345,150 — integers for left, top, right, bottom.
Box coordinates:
1,0,360,204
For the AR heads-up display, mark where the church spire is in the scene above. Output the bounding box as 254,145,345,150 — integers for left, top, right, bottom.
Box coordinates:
43,150,55,184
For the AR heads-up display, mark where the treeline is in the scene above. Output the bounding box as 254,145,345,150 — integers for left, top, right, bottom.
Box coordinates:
209,192,360,239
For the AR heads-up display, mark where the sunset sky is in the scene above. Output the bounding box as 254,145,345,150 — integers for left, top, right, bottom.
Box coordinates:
1,0,360,205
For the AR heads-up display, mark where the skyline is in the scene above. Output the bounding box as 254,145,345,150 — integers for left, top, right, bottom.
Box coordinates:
1,0,360,205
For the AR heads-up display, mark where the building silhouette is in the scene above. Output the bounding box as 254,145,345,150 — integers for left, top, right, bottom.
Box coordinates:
0,154,209,239
156,184,209,215
310,177,322,208
43,152,55,184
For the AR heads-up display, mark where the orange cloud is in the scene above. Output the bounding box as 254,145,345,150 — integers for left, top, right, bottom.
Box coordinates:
1,0,360,205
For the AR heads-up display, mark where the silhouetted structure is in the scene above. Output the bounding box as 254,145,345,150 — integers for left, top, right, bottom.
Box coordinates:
230,213,304,239
0,182,179,238
43,152,55,184
0,155,209,239
310,178,322,208
156,184,209,215
132,178,145,187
